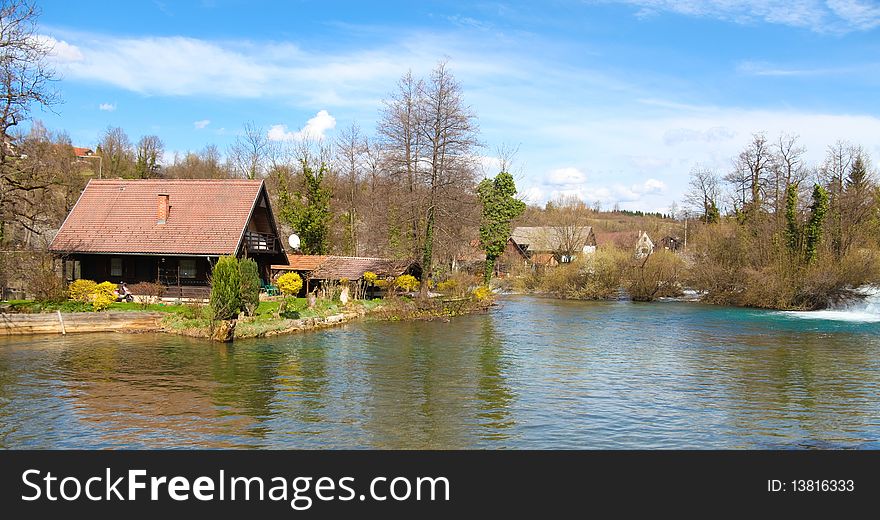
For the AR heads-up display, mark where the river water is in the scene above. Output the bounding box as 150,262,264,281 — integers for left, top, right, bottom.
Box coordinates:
2,296,879,449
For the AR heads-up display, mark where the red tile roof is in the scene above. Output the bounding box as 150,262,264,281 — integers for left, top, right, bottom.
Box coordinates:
50,179,266,255
272,254,329,272
271,255,414,280
73,147,94,157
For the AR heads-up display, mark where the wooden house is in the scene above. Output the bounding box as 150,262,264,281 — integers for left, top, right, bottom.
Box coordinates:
49,179,288,299
511,226,597,266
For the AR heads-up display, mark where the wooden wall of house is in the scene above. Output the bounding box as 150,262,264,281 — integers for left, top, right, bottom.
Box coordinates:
247,195,273,234
73,254,211,285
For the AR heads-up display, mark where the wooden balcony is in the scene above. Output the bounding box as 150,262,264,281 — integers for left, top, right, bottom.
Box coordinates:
244,231,279,253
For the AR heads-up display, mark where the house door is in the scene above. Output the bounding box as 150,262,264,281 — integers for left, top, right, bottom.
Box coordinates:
158,258,179,286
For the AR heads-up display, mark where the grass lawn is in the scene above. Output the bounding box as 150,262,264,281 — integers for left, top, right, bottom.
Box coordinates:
2,298,288,315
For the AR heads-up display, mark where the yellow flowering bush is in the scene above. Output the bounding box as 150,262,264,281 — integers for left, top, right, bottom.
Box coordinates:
436,279,458,294
68,279,98,302
394,274,420,292
363,271,378,284
276,272,303,296
471,285,493,302
91,281,118,311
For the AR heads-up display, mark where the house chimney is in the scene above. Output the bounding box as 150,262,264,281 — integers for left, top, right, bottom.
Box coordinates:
157,194,169,224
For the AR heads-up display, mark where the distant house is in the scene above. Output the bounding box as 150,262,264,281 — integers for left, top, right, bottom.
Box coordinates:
511,226,597,266
452,238,530,275
72,147,94,157
271,254,419,295
49,179,288,299
635,231,655,258
657,235,683,252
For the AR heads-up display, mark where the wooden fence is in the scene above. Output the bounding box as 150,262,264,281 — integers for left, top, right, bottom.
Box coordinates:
0,311,163,336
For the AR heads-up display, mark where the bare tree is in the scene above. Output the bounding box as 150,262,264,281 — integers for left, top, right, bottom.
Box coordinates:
684,166,720,223
134,135,164,178
0,0,58,241
98,126,134,178
163,145,230,179
740,133,772,211
820,140,858,257
415,61,481,298
334,123,367,255
228,122,268,179
769,133,808,225
378,70,426,261
544,194,593,263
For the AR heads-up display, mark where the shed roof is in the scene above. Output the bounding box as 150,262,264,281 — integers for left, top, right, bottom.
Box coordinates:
271,254,329,272
311,256,414,280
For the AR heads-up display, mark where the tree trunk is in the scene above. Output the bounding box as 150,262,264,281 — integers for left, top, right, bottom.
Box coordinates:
419,205,435,300
211,319,236,342
484,256,496,286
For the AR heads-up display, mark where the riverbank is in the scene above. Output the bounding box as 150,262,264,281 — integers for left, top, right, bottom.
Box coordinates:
0,295,493,339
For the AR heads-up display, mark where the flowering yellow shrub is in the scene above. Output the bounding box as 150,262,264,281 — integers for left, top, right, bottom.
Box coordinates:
394,274,419,292
276,272,303,296
91,281,118,311
68,279,97,302
471,286,493,302
374,279,390,290
436,279,458,294
363,271,378,284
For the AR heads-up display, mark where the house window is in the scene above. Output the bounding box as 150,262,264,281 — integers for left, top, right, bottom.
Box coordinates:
110,257,123,277
180,259,197,279
65,260,81,281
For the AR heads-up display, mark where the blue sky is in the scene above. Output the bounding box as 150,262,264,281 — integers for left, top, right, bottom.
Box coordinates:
34,0,880,211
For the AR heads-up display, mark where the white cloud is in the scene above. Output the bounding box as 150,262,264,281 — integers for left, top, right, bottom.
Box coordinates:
546,167,588,185
827,0,880,30
98,102,116,112
193,119,211,129
614,0,880,33
268,110,337,141
663,126,737,146
529,106,880,210
39,35,85,62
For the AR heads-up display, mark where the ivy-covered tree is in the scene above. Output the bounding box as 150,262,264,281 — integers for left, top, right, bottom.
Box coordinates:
804,184,829,264
784,183,801,255
477,171,526,285
279,161,332,255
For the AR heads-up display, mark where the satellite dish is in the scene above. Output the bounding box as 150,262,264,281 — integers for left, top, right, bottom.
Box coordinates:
288,234,301,250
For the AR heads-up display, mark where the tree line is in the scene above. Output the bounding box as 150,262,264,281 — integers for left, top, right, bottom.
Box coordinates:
680,133,878,309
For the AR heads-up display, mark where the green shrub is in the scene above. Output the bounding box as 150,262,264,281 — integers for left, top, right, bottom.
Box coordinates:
239,258,261,316
210,256,241,320
277,272,303,296
279,297,307,319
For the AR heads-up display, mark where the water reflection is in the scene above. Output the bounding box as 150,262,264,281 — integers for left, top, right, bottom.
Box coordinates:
476,317,514,440
1,297,879,449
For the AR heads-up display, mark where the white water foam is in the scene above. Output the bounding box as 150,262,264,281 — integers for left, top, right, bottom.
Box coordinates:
783,286,880,323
